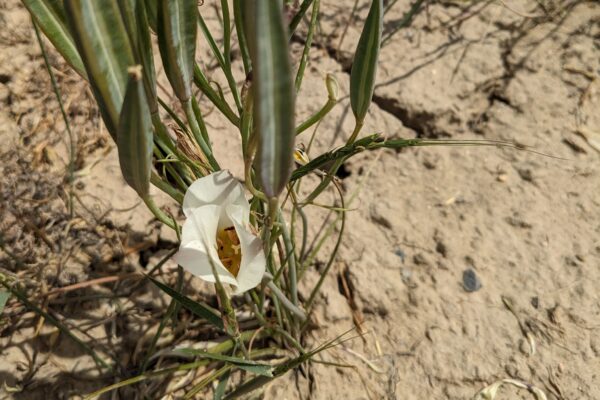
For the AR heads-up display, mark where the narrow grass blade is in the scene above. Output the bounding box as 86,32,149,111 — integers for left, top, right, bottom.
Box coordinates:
214,370,230,400
23,0,86,77
147,275,224,329
244,0,295,198
350,0,383,123
117,67,153,197
0,290,10,314
176,349,273,376
288,0,314,36
232,0,250,75
290,135,536,181
157,0,197,102
223,330,355,399
64,0,135,139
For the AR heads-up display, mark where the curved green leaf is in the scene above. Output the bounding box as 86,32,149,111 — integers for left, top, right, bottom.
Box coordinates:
23,0,86,77
350,0,383,122
244,0,295,198
176,349,273,377
147,276,224,329
157,0,197,102
64,0,135,139
117,67,153,196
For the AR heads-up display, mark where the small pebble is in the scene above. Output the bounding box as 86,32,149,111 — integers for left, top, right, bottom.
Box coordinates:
462,268,482,292
395,249,406,263
531,296,539,309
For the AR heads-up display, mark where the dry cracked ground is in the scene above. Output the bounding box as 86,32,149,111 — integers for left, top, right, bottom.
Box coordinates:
1,0,599,399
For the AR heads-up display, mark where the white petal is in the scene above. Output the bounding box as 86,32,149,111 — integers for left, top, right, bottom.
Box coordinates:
175,204,238,287
227,205,266,294
182,171,247,217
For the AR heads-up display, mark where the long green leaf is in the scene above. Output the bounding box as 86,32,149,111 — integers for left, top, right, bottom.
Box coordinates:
147,275,224,329
244,0,295,198
23,0,86,77
64,0,135,139
349,0,383,123
176,349,273,376
117,67,153,196
0,290,10,315
157,0,197,102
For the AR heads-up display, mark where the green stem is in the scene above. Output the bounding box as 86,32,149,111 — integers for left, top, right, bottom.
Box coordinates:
194,65,240,126
295,99,334,135
264,275,306,321
197,13,242,113
150,173,184,204
294,0,320,92
142,195,177,230
305,182,346,311
191,96,212,151
233,0,251,75
288,0,315,37
183,100,220,171
278,211,298,306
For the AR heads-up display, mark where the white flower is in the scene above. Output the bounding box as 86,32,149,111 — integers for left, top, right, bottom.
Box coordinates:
173,170,266,294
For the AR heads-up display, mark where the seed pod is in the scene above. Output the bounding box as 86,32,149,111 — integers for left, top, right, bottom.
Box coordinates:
117,66,153,197
156,0,197,103
350,0,383,123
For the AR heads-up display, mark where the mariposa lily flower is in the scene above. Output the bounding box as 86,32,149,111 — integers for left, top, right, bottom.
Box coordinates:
174,171,266,294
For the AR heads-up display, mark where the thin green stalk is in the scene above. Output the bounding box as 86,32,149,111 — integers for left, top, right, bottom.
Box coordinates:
301,210,335,276
195,14,242,112
150,172,184,204
221,0,232,72
295,74,337,135
33,20,75,218
264,276,306,322
0,277,110,371
206,249,248,359
305,182,346,310
278,211,298,306
288,0,314,36
194,65,240,126
142,195,177,230
183,100,220,171
191,96,212,151
233,0,251,75
294,0,319,91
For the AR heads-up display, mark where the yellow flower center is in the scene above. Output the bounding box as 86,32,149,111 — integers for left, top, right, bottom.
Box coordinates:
216,226,241,277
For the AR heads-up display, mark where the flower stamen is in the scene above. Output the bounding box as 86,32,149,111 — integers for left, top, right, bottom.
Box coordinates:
216,227,242,277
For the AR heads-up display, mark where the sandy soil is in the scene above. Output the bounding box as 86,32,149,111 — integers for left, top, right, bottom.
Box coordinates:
1,0,599,399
